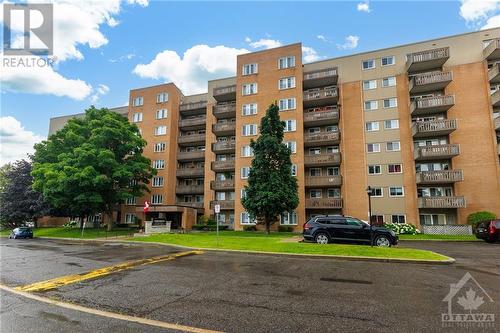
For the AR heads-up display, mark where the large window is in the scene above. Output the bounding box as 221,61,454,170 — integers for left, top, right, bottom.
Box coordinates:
368,165,381,175
363,80,377,90
381,56,395,66
132,112,143,123
151,194,163,204
157,92,168,103
367,143,381,153
383,98,398,108
365,121,380,132
242,103,257,116
156,109,167,119
241,212,256,225
125,197,137,205
279,98,296,111
242,83,258,95
242,124,258,136
370,187,383,197
391,215,406,224
279,76,296,90
132,96,143,107
152,160,165,169
242,63,258,75
154,142,166,152
125,213,136,223
241,145,254,157
283,119,296,132
384,119,399,129
389,187,404,197
154,126,167,136
278,56,295,69
386,141,401,152
281,211,298,225
284,141,297,154
362,59,375,70
152,176,164,187
364,100,378,111
241,167,250,179
382,76,396,87
388,164,402,174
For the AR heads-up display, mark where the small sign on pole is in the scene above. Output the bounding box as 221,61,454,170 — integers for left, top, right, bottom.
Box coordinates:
214,204,220,214
214,204,221,246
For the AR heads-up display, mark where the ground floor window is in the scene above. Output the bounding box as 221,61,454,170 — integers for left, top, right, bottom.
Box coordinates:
391,215,406,224
240,212,256,225
281,211,298,225
125,213,136,223
419,214,448,225
370,215,384,225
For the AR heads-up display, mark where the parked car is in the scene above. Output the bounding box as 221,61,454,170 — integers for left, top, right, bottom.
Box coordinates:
8,227,33,239
303,215,398,247
475,220,500,243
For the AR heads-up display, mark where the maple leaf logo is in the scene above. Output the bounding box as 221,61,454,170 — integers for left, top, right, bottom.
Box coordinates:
457,288,484,313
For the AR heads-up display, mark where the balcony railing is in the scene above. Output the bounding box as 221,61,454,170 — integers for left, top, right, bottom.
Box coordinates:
210,200,235,210
210,180,235,191
489,63,500,84
178,134,206,145
213,102,236,119
303,87,338,101
176,185,204,194
176,168,204,178
179,101,207,112
212,122,236,135
483,39,500,60
412,119,457,138
406,47,449,73
410,95,455,115
303,68,338,89
415,170,463,184
418,196,466,209
304,153,341,166
305,176,342,187
494,116,500,131
213,85,237,102
179,117,206,129
304,132,340,146
491,89,500,107
414,144,460,160
305,198,343,209
212,141,236,153
176,201,204,209
409,71,452,94
211,160,235,172
177,150,205,161
303,109,340,125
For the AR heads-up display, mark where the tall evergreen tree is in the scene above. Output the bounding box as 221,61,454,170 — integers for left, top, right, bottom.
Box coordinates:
241,102,299,234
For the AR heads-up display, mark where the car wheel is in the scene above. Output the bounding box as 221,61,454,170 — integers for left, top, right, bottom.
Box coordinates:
315,233,329,244
374,235,391,247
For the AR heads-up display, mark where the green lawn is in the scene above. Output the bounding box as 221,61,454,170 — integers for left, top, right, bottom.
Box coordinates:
0,227,137,239
130,231,451,261
398,234,478,241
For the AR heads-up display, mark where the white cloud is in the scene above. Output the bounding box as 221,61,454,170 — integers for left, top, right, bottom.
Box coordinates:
483,14,500,28
0,116,44,165
127,0,149,6
337,35,360,50
317,35,327,42
109,53,136,63
459,0,500,29
302,46,322,63
357,1,370,13
90,84,110,103
133,44,249,94
247,38,282,49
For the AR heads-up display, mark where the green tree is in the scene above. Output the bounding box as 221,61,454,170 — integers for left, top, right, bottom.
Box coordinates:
467,211,496,228
32,107,155,230
241,102,299,234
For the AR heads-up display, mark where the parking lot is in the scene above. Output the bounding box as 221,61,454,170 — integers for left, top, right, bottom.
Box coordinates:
1,238,499,332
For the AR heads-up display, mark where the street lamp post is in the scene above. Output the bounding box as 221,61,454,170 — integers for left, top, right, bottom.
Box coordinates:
366,186,373,247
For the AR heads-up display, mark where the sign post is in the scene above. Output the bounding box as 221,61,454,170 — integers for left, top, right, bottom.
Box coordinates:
214,204,221,246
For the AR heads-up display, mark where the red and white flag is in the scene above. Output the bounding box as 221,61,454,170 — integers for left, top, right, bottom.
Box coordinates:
143,201,149,213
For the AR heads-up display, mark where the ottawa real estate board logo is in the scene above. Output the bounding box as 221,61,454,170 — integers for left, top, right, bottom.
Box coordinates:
442,272,495,328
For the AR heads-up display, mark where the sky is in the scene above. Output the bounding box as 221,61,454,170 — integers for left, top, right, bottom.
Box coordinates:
1,0,500,165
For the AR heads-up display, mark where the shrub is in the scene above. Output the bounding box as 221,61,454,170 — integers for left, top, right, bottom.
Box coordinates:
191,224,229,231
63,220,77,228
383,223,420,235
467,211,496,228
278,225,294,232
243,225,257,232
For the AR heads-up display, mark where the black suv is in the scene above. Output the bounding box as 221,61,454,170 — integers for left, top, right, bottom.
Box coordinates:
303,215,398,247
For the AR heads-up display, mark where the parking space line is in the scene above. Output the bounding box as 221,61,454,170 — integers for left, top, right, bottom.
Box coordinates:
15,250,203,292
0,284,222,333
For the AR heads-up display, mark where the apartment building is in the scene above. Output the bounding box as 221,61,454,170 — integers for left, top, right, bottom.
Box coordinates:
49,29,500,231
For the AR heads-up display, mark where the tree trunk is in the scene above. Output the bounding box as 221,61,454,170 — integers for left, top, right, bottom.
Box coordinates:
106,210,113,231
265,216,270,235
79,215,85,230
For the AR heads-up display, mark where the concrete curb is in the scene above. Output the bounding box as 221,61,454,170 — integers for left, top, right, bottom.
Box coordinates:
399,239,480,243
31,236,456,265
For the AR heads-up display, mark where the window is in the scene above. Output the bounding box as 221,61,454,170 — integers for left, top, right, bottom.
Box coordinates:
362,59,375,70
242,124,258,136
283,119,296,132
132,97,143,107
279,76,296,90
240,189,247,199
310,168,321,176
241,167,250,179
310,189,322,198
308,127,320,134
386,141,401,152
278,56,295,69
242,83,258,95
125,213,136,223
391,215,406,224
367,143,381,153
154,142,166,152
241,145,254,157
291,164,297,176
152,160,165,169
384,119,399,129
242,63,258,75
125,197,137,205
365,121,380,132
381,56,395,66
368,165,381,175
216,192,226,201
281,212,298,225
131,112,143,123
370,187,383,197
242,103,257,116
152,176,164,187
370,215,385,225
241,212,256,225
389,187,404,197
284,141,297,154
383,98,398,108
327,188,341,198
279,98,296,111
157,92,168,103
382,76,396,87
364,100,378,111
388,164,402,174
155,126,167,136
151,194,163,204
327,167,340,176
156,109,167,119
363,80,377,90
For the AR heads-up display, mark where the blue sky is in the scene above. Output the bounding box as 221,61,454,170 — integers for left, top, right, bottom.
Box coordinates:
1,0,499,164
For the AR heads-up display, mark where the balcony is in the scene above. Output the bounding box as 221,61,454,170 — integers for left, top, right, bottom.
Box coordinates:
418,196,466,209
303,107,339,126
414,144,460,161
176,185,204,195
213,102,236,119
498,143,500,155
304,153,341,167
177,150,205,162
305,198,343,209
179,117,206,130
176,168,204,178
212,141,236,154
213,85,237,102
415,170,463,184
491,89,500,107
409,71,452,94
489,63,500,84
178,134,206,146
411,119,457,138
210,180,235,191
210,200,235,210
304,132,340,147
177,201,204,209
495,116,500,131
179,101,207,116
212,122,236,136
305,176,342,187
303,87,338,108
483,39,500,60
211,160,235,172
410,95,455,116
406,47,449,73
303,68,338,89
